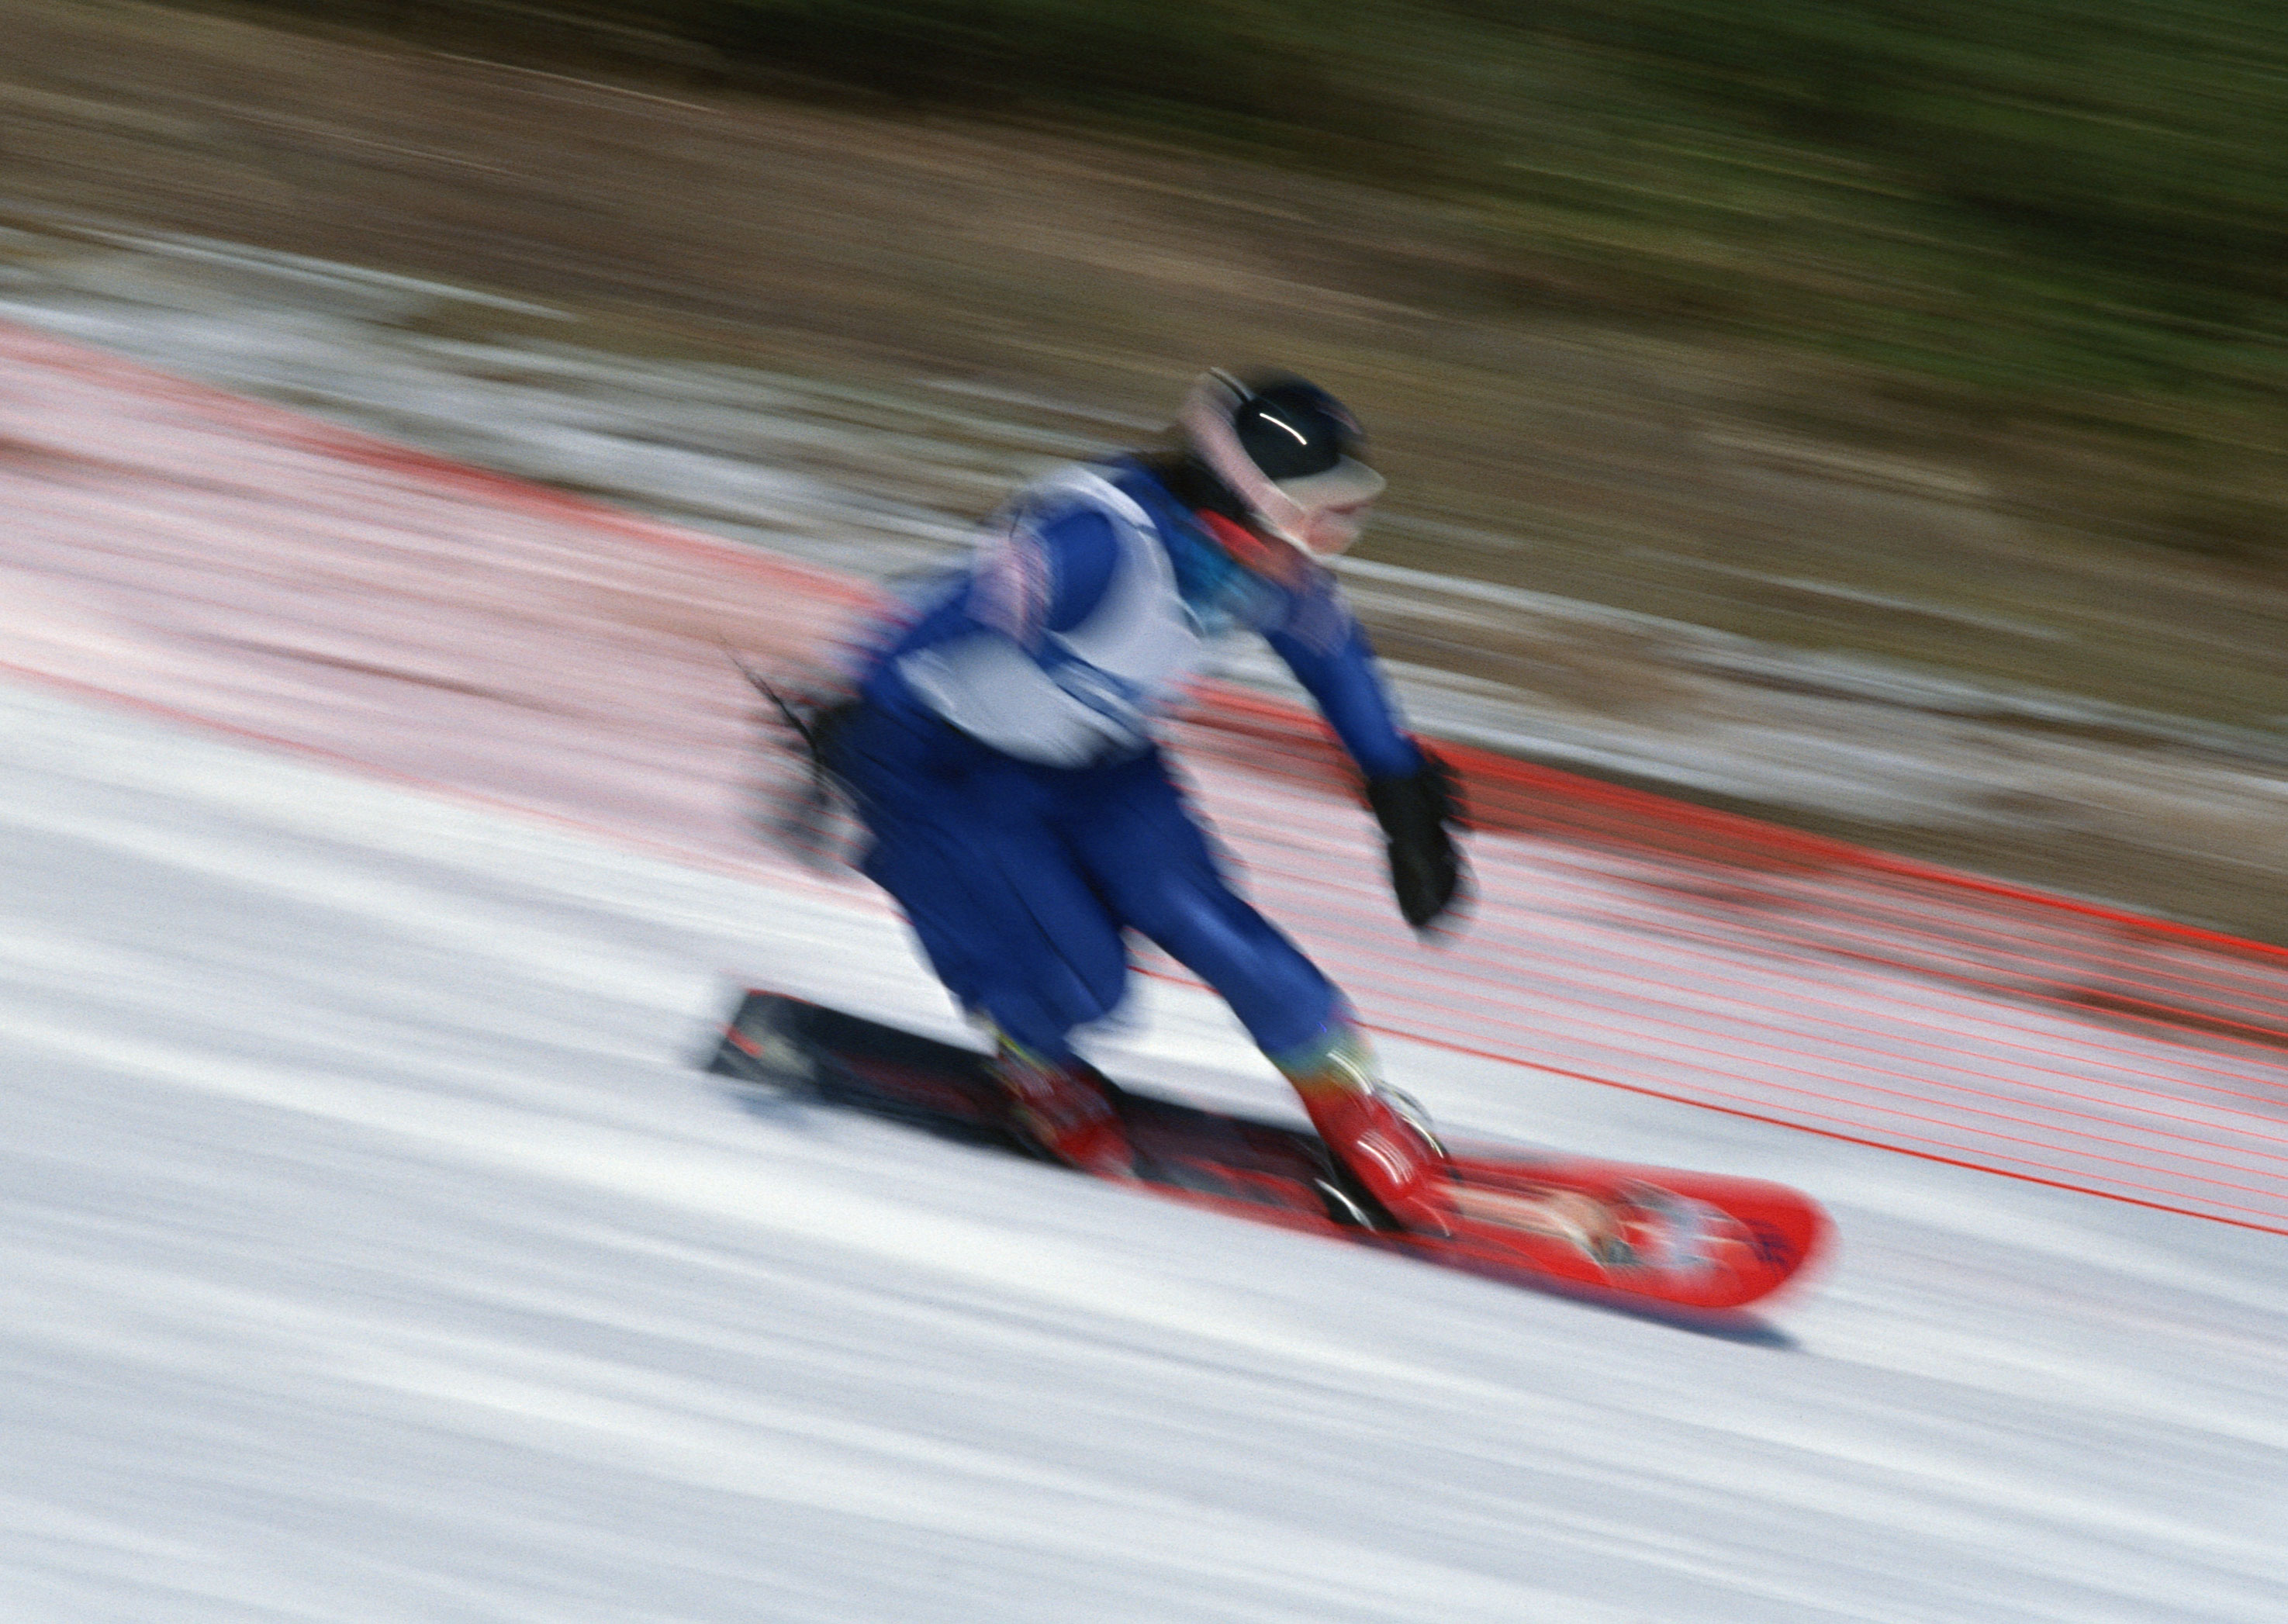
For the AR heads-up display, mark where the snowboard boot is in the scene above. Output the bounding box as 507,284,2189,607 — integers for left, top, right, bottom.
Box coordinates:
994,1038,1135,1179
1277,1024,1454,1233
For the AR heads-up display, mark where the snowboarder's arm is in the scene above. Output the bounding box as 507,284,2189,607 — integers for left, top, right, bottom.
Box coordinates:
1267,602,1467,931
1263,602,1419,779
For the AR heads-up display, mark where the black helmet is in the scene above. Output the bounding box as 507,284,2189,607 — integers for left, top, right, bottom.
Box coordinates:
1180,370,1385,555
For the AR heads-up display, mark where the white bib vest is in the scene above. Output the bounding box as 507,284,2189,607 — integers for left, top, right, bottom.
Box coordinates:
897,468,1214,766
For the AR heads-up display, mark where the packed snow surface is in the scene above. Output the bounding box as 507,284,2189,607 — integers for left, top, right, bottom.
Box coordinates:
4,682,2284,1623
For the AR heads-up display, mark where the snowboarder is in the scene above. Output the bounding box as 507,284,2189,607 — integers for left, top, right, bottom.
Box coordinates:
786,370,1467,1230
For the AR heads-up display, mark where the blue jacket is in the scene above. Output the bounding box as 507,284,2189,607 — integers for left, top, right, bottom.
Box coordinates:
851,456,1421,782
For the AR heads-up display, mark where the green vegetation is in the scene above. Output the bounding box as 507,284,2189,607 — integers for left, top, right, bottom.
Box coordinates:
690,2,1354,125
1525,3,2288,386
235,0,2288,553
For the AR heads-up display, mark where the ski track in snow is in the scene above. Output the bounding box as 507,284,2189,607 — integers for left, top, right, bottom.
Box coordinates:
5,683,2287,1623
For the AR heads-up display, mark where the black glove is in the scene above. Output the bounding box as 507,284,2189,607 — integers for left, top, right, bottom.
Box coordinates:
1364,750,1467,932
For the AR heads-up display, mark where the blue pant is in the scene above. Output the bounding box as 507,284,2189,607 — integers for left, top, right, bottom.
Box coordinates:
836,705,1338,1062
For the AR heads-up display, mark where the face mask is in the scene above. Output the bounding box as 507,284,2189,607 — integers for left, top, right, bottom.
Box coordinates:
1301,500,1373,557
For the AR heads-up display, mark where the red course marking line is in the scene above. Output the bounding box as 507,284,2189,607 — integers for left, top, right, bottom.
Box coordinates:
1176,758,2288,1104
0,321,881,611
1135,958,2288,1226
1185,693,2288,1026
1176,803,2288,1119
1215,817,2288,1139
1208,681,2288,966
1178,759,2288,1219
1128,955,2288,1235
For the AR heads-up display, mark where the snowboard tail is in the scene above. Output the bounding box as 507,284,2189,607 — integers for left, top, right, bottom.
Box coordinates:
706,990,1829,1313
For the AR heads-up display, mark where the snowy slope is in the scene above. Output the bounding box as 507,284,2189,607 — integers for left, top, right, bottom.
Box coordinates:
5,681,2284,1623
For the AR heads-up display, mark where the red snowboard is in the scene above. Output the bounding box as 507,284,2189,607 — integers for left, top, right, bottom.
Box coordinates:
706,990,1830,1315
